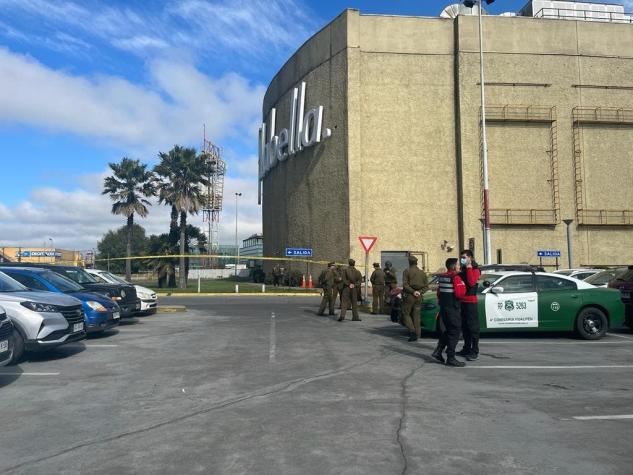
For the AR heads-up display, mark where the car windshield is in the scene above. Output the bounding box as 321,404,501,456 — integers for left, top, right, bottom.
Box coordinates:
0,271,28,292
42,270,84,293
553,270,574,276
104,272,130,285
585,268,628,286
478,274,502,293
60,268,99,285
616,268,633,282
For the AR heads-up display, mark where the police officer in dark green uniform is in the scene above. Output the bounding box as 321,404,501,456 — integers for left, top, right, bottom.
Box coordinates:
383,261,397,314
339,259,362,322
317,262,337,316
401,255,428,341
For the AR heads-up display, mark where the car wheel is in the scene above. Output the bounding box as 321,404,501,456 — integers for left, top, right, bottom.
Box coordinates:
10,330,25,365
576,307,608,340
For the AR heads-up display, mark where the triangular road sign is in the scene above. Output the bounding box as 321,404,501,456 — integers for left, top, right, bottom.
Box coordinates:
358,236,377,254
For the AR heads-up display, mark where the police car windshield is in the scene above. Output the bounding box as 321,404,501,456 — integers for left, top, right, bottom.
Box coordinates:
0,271,29,292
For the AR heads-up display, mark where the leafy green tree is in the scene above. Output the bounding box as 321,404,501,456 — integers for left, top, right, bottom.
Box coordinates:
96,225,148,274
102,158,156,281
155,146,209,289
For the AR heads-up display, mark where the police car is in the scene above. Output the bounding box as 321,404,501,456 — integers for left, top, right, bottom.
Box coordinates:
420,271,625,340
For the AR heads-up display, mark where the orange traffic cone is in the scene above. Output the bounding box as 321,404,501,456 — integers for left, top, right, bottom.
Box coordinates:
308,274,314,289
301,274,307,288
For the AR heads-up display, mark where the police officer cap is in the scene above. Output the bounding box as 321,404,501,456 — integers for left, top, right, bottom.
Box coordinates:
348,258,355,266
373,262,380,268
408,255,418,265
385,261,392,267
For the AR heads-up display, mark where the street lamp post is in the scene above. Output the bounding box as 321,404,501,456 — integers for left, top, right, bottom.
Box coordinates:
49,238,54,263
563,219,574,269
465,0,495,265
234,193,242,287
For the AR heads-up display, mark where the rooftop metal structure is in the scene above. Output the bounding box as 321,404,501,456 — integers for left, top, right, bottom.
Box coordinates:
201,129,226,261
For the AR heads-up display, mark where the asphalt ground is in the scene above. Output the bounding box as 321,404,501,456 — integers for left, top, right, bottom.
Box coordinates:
1,296,632,475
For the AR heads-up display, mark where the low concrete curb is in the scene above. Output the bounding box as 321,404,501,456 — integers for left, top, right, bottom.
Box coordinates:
156,292,321,297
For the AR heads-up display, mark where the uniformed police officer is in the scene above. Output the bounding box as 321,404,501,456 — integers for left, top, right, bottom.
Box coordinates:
339,259,362,322
401,255,428,341
432,258,467,367
333,264,343,309
383,261,397,314
370,262,385,315
317,262,337,316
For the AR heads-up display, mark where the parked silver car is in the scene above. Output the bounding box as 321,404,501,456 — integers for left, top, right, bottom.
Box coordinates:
0,271,86,364
0,306,15,367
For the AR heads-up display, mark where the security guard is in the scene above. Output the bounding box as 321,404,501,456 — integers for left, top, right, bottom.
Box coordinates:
339,259,362,322
383,261,398,314
370,263,385,315
401,255,428,341
317,262,337,316
432,258,467,367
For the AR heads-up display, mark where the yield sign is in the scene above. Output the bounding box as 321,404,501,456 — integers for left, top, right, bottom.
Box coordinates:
358,236,378,254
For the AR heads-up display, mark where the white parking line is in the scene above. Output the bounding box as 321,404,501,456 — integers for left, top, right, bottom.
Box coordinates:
606,333,633,340
473,340,633,345
269,312,276,362
85,344,118,348
466,365,633,369
573,415,633,420
0,372,60,376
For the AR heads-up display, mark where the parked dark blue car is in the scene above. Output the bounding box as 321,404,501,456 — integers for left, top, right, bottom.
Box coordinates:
1,267,120,334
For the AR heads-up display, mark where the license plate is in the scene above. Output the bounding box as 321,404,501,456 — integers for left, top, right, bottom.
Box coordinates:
73,323,84,333
0,340,8,353
113,312,120,320
622,292,631,300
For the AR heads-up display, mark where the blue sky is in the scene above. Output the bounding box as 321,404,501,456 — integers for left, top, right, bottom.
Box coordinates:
0,0,604,250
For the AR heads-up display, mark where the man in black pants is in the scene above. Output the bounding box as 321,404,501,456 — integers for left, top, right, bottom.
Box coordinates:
456,250,481,361
432,258,467,367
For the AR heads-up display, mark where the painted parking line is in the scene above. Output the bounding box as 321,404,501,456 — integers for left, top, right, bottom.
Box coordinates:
64,343,118,348
573,415,633,420
269,312,277,362
467,340,633,345
0,372,60,376
606,332,633,340
466,365,633,369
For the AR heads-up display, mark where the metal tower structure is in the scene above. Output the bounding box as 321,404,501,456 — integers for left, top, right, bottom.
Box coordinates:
201,128,226,263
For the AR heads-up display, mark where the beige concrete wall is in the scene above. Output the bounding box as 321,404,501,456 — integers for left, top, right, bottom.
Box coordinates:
262,10,633,274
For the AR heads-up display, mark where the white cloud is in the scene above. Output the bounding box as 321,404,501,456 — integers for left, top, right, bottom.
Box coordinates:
0,47,265,151
0,174,261,252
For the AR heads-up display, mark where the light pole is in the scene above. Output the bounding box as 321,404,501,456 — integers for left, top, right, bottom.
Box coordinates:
234,192,242,282
48,238,54,263
465,0,494,265
563,219,574,269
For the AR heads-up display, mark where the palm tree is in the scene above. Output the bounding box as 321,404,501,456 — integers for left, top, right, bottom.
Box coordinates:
102,158,156,281
155,146,209,289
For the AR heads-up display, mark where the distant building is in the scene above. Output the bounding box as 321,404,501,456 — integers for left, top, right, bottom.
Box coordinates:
0,247,83,266
240,234,264,268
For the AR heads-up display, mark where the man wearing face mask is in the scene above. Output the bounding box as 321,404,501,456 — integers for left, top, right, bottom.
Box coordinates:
456,250,481,361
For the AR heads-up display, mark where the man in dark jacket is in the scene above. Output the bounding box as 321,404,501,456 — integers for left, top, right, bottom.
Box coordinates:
456,250,482,361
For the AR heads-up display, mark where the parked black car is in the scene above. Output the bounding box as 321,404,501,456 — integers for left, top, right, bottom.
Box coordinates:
0,263,140,317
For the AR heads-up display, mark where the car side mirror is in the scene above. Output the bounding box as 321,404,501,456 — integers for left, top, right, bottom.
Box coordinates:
491,286,504,294
482,280,492,288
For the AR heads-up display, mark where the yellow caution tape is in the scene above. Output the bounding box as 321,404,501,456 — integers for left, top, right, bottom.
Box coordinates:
93,254,343,266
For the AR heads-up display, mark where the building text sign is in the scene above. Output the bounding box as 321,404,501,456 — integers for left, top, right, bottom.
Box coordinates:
285,248,313,257
537,250,561,257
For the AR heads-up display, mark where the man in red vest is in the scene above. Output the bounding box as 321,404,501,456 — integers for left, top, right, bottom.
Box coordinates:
456,250,482,361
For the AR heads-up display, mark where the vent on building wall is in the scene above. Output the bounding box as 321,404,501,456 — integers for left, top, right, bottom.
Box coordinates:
439,3,482,18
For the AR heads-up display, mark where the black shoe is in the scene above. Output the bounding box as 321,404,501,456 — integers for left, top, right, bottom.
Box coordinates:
456,348,470,357
337,317,344,322
352,318,362,322
317,312,325,316
465,353,479,361
408,334,418,342
328,312,336,316
446,357,466,367
431,349,445,364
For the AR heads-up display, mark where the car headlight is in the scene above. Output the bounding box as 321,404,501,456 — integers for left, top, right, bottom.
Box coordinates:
20,301,63,313
85,301,108,313
138,292,153,300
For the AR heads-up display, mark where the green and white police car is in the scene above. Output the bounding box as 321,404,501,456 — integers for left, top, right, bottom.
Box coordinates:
420,272,626,340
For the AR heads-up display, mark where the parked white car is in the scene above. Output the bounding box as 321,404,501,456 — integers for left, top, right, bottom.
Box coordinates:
85,269,157,314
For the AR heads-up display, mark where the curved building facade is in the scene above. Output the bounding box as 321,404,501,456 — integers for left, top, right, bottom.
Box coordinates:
259,8,633,272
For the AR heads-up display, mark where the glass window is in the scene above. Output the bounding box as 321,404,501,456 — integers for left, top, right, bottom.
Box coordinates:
0,272,28,292
497,275,535,293
41,270,83,292
536,275,577,291
6,273,48,291
90,273,109,284
104,272,130,285
585,268,628,286
59,268,98,284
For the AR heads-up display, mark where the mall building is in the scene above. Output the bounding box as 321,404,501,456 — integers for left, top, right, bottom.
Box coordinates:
258,1,633,273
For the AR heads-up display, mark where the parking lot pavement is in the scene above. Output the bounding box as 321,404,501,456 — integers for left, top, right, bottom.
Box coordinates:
1,297,632,474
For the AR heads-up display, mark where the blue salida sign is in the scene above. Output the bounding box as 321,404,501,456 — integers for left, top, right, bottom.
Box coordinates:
537,250,561,257
285,248,313,257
